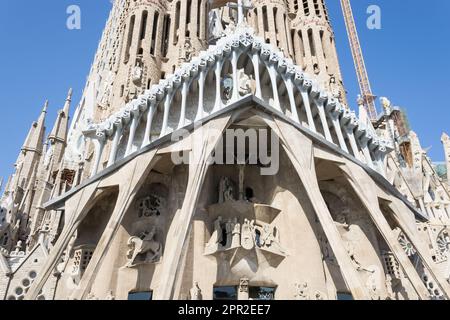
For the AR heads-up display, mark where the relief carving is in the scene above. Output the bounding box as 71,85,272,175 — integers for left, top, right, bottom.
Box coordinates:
126,227,162,267
137,194,164,218
205,217,286,257
219,177,235,203
294,282,326,300
189,282,203,300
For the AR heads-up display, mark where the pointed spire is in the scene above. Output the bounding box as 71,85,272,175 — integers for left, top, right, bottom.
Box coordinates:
42,99,49,113
49,89,72,144
442,132,450,183
22,100,48,154
442,132,449,142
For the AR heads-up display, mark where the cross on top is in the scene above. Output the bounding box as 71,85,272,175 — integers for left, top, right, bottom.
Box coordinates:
227,0,253,25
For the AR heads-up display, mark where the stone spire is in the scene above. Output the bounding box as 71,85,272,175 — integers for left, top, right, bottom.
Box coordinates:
10,100,48,193
48,88,72,145
22,100,48,154
442,132,450,183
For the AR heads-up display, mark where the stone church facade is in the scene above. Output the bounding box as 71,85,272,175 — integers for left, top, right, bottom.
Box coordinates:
0,0,449,300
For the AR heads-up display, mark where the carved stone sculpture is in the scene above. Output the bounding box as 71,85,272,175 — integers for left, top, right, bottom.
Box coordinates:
237,69,252,96
294,282,309,300
105,291,115,300
239,278,249,293
366,265,383,300
132,60,143,85
241,219,255,250
254,223,287,256
184,39,194,62
205,216,225,255
231,217,241,248
208,9,225,41
137,194,164,218
126,227,162,267
294,282,325,300
219,177,235,203
189,282,203,300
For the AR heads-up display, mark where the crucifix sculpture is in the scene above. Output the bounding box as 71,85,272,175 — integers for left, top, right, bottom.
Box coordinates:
227,0,253,25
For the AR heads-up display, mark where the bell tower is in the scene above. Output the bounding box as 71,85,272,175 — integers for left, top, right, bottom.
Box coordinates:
286,0,347,103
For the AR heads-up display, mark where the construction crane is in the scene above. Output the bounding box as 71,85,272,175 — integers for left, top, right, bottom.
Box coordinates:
340,0,378,120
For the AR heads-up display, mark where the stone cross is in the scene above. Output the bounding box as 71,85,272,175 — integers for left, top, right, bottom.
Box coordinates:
227,0,253,25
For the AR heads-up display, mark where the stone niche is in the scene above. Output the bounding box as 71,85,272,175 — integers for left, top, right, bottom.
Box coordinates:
205,201,287,256
204,177,288,281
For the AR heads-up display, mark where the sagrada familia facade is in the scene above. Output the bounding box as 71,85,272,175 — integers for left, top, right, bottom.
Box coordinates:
0,0,449,300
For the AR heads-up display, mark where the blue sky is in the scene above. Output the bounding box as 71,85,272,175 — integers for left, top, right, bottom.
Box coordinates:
0,0,449,184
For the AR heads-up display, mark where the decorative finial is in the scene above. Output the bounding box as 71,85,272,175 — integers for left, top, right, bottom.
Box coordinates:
228,0,253,25
442,132,449,141
67,88,73,101
43,100,49,113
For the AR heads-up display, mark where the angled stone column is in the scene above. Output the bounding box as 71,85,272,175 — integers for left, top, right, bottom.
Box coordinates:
251,53,262,99
108,121,123,167
161,93,174,138
326,101,348,153
91,136,106,178
195,70,206,121
340,110,364,161
72,149,159,300
339,162,432,299
283,75,300,123
268,64,281,111
125,113,141,157
142,102,156,147
154,115,232,300
357,135,373,168
313,90,332,142
231,51,240,102
260,114,370,300
298,79,316,132
213,62,223,113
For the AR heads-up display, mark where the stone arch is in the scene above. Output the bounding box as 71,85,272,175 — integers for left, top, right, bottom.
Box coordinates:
60,187,120,287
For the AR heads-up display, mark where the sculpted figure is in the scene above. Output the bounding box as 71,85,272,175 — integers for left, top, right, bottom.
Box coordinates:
190,282,203,300
105,291,115,300
184,39,194,62
241,219,255,250
231,217,241,248
294,282,309,300
225,219,234,248
237,69,252,96
132,60,143,85
137,194,164,217
219,177,235,203
205,216,224,254
258,224,286,256
126,227,162,267
208,9,225,41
